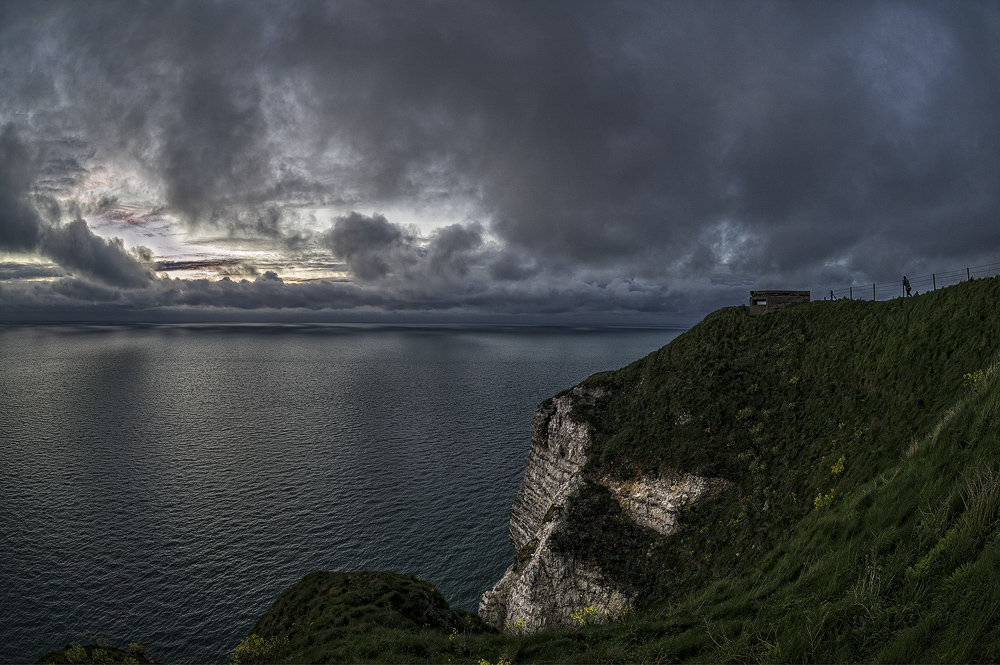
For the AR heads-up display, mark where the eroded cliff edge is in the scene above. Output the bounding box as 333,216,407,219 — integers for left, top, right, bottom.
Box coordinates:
479,386,728,632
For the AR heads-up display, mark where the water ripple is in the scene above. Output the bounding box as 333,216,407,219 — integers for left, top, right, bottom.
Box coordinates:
0,325,679,663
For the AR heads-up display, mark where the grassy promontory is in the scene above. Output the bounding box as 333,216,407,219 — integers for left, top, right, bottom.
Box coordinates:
41,277,1000,662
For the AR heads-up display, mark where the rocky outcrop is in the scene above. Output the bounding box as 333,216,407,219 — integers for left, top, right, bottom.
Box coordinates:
479,476,635,632
508,387,601,551
480,386,730,633
601,472,730,537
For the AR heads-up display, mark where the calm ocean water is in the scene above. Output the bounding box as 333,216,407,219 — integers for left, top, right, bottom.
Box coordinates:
0,324,681,663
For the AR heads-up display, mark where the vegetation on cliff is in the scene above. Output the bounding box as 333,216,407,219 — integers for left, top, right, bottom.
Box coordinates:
556,275,1000,661
40,277,1000,662
36,637,154,664
236,571,491,663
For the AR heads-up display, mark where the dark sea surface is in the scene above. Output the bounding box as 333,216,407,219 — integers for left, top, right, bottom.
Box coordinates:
0,324,682,663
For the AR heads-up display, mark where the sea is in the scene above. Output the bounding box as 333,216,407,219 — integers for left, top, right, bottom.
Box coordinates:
0,324,682,663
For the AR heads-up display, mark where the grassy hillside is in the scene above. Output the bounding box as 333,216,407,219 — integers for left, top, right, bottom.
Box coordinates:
36,638,155,664
42,277,1000,663
563,275,1000,662
247,277,1000,663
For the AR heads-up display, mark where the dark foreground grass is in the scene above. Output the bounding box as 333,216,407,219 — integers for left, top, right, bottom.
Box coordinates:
36,638,155,664
39,277,1000,662
566,276,1000,662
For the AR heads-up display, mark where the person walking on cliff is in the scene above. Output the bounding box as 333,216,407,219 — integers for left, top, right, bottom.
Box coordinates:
903,276,912,297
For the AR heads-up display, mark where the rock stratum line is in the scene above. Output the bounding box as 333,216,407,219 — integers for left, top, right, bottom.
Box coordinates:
479,387,728,632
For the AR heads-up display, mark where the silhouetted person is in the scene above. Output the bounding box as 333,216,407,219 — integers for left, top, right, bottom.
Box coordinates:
830,290,835,300
903,276,911,297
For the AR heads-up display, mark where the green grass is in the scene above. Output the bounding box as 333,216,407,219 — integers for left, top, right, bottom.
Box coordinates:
40,277,1000,662
241,571,494,663
36,638,154,664
564,277,1000,662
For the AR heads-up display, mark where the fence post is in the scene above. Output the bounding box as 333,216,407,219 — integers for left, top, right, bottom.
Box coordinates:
873,283,876,301
968,267,971,281
850,286,853,300
933,274,936,291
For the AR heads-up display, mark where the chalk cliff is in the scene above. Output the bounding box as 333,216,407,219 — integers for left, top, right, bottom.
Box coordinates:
507,388,599,552
600,472,730,537
479,386,729,632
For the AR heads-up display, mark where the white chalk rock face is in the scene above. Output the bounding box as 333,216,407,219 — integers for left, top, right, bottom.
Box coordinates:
479,477,635,632
508,387,600,551
480,385,731,633
600,472,730,537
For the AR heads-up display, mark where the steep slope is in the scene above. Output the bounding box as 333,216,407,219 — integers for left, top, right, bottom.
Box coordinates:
536,276,1000,662
479,387,729,633
243,277,1000,663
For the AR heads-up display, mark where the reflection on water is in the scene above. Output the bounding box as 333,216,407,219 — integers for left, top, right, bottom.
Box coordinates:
0,324,681,663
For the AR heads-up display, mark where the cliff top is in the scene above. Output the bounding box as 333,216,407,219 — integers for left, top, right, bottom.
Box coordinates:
40,276,1000,663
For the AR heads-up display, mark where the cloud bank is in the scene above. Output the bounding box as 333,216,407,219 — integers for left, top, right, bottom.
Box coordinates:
0,126,155,288
1,1,999,322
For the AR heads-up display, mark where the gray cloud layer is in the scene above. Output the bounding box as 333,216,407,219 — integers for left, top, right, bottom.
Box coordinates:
0,125,154,287
1,1,999,321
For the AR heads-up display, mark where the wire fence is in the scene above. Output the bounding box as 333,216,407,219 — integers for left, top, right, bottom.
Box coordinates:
825,261,1000,301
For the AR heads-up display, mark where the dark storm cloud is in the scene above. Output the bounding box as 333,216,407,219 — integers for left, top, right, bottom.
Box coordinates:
36,157,88,192
162,75,271,221
154,258,245,272
321,212,537,288
1,1,1000,320
276,0,985,277
0,204,702,319
0,125,44,251
41,219,154,288
427,223,483,277
0,268,696,324
321,212,410,280
0,124,155,287
49,275,124,303
0,262,65,281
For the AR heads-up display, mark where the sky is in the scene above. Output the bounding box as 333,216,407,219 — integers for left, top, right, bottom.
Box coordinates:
1,0,998,325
